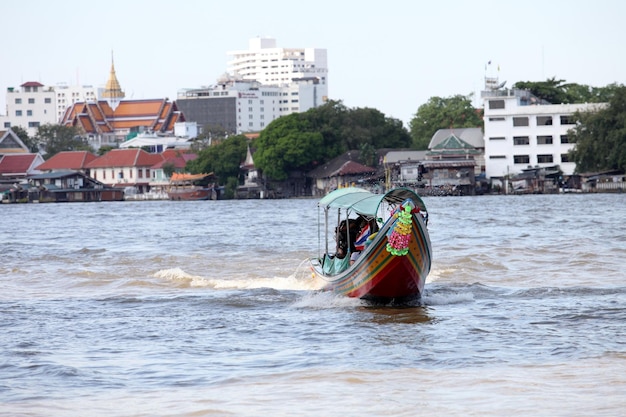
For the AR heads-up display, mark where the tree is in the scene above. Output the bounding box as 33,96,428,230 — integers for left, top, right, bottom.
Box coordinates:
35,124,94,158
253,114,325,180
162,161,176,178
186,134,248,185
98,145,115,156
409,94,483,149
10,126,38,152
513,78,622,104
568,85,626,173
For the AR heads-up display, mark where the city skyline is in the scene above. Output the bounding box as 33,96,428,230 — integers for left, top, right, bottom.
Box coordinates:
2,0,625,127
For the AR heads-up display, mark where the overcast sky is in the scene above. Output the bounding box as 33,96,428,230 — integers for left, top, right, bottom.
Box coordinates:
2,0,625,126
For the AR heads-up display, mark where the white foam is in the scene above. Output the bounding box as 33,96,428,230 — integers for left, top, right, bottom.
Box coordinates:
292,290,363,309
422,291,474,306
153,268,326,291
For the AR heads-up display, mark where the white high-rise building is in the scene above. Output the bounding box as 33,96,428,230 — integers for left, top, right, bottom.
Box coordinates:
177,38,329,135
482,78,605,179
227,37,328,94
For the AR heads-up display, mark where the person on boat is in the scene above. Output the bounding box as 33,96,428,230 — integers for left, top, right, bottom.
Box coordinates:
349,217,378,264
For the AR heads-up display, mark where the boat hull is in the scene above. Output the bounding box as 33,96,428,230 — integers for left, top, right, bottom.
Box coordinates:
167,188,212,201
311,212,432,301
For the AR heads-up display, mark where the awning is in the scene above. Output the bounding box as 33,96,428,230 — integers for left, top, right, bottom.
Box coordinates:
318,187,427,216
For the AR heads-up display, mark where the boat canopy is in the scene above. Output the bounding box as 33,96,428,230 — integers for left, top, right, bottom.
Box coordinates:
169,172,213,183
318,187,427,217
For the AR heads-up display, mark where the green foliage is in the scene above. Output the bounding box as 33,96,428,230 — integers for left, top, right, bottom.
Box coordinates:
190,124,234,152
97,145,115,156
10,126,38,152
223,176,239,199
513,77,622,104
253,100,411,180
253,114,325,180
568,85,626,173
409,94,482,150
162,161,176,178
35,124,94,158
186,134,248,185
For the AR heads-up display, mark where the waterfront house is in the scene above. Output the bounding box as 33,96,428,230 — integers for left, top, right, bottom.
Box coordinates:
26,171,123,203
85,148,164,193
0,153,45,182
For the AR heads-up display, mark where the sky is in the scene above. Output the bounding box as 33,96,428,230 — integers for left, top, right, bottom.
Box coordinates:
2,0,625,127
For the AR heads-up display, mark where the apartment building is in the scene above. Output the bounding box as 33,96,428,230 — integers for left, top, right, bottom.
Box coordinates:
176,77,324,134
227,37,328,90
1,81,99,137
177,37,328,135
482,81,604,179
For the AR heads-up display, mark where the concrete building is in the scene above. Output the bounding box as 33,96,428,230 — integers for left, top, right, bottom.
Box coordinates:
1,81,100,137
177,37,329,135
177,77,324,134
482,77,604,179
54,83,99,121
1,82,57,137
227,37,328,91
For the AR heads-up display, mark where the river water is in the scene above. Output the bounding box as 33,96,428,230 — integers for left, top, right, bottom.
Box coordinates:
1,193,625,416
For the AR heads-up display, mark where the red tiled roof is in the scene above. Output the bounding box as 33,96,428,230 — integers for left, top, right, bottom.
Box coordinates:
337,161,376,176
85,149,164,169
0,154,38,174
21,81,44,87
151,152,197,169
36,151,98,171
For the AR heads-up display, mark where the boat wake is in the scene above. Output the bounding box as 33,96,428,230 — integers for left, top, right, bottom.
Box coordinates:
153,267,325,292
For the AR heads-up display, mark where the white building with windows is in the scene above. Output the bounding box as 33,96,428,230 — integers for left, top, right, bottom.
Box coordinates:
1,81,99,137
227,37,328,91
176,37,329,135
482,83,604,179
54,83,99,121
177,76,325,134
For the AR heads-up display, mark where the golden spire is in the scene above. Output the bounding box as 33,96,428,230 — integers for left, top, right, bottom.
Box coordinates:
102,51,124,110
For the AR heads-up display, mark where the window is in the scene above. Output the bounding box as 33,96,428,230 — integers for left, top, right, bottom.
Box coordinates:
560,115,575,125
146,169,150,178
513,117,529,126
27,110,33,116
15,98,22,104
28,98,35,104
560,135,569,143
514,155,530,164
489,155,506,159
489,117,505,121
103,171,106,180
536,116,553,125
45,98,51,104
537,135,553,145
561,153,570,163
15,110,22,116
489,100,505,109
4,122,10,128
537,154,554,163
513,136,530,145
138,169,143,179
28,122,40,128
489,136,505,141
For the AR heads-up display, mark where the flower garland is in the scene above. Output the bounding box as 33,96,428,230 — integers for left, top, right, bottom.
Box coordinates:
386,204,413,256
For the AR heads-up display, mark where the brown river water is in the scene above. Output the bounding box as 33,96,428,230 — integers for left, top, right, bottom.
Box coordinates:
1,193,625,416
